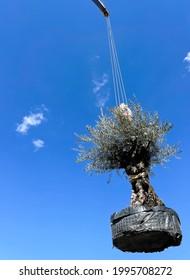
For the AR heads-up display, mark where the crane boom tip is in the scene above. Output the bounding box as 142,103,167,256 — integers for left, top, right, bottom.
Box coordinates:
102,9,109,17
92,0,110,17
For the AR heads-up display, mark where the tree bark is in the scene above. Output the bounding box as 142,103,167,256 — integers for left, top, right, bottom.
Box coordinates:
125,162,164,207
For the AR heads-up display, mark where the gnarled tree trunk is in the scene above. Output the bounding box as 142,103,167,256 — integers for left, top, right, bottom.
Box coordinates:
125,162,164,207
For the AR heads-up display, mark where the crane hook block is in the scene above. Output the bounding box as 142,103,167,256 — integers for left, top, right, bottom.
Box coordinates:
91,0,110,17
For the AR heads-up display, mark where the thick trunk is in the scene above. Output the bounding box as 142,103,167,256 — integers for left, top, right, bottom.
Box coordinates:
125,162,164,207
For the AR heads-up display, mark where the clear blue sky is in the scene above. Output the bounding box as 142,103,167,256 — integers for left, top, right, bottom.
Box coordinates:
0,0,189,260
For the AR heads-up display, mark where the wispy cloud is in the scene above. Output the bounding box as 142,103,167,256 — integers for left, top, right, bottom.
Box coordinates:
95,90,110,108
33,139,44,151
16,112,45,135
91,54,100,62
93,73,109,94
184,52,190,71
92,73,110,107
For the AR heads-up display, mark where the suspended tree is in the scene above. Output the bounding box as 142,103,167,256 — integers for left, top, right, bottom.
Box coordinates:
74,0,182,253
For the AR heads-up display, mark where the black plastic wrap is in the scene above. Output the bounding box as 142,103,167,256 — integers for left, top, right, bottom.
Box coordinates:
111,206,182,253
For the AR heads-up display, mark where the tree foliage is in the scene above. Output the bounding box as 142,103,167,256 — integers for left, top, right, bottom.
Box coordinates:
74,100,180,178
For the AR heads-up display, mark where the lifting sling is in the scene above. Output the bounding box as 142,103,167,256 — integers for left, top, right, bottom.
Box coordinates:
91,1,128,107
106,17,127,107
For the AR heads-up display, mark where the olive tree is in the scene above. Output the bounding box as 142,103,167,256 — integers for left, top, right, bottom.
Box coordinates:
74,100,180,207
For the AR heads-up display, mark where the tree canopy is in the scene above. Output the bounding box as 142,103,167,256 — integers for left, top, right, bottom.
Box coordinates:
75,100,180,178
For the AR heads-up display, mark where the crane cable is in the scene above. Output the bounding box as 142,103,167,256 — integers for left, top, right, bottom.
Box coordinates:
106,17,128,107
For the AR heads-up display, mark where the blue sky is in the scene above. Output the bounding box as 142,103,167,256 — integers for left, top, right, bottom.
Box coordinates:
0,0,189,260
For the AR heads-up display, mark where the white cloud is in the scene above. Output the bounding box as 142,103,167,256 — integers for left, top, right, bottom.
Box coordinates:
184,52,190,63
92,73,110,107
96,90,110,108
33,139,44,151
184,52,190,71
91,55,100,62
93,73,109,93
16,112,45,135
